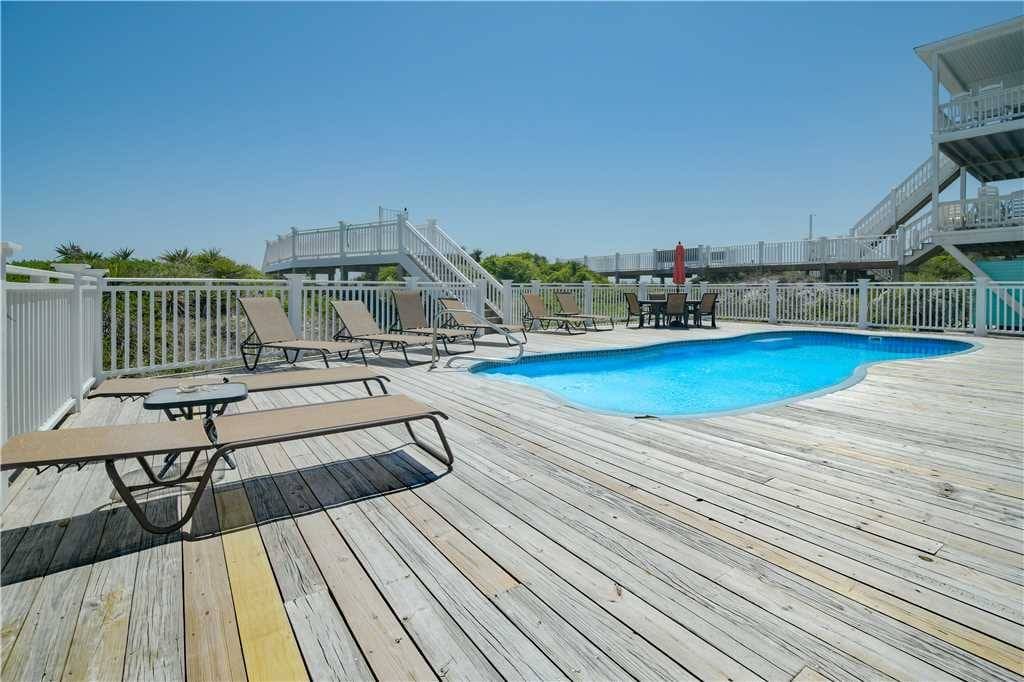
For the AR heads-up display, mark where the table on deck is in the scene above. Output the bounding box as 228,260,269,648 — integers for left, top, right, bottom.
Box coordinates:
637,298,700,328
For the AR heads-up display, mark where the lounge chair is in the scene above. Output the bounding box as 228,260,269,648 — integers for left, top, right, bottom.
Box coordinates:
554,292,614,331
437,297,527,345
664,292,688,327
521,293,587,334
1,395,453,534
391,291,476,355
623,292,646,328
89,366,391,401
331,299,433,366
693,292,719,328
238,297,369,370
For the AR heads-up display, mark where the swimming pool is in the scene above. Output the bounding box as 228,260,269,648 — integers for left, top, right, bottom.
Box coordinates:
473,331,974,418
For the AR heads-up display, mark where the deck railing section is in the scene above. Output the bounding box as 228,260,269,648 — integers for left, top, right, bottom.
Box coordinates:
572,235,900,274
2,261,104,443
938,83,1024,133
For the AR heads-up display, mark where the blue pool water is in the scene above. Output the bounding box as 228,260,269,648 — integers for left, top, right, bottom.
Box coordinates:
474,331,973,418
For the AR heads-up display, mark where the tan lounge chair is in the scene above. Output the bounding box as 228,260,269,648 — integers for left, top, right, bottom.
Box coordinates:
521,293,587,334
1,395,453,534
391,291,476,355
89,366,390,401
238,297,369,370
437,297,527,345
554,292,614,331
331,300,433,366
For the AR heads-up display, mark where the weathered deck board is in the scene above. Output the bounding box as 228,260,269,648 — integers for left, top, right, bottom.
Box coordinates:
2,322,1022,681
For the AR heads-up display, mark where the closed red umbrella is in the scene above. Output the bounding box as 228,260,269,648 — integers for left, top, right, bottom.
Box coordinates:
673,242,686,286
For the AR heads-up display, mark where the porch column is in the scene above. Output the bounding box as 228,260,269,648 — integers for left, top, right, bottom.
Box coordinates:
283,273,307,335
959,167,967,227
930,54,941,229
53,263,92,412
501,279,513,323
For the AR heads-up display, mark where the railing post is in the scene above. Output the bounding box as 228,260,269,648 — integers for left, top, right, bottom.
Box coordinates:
52,263,92,412
757,241,764,266
1,242,22,444
583,280,594,315
501,279,513,323
283,273,307,335
652,249,659,274
338,221,347,259
768,280,778,324
857,278,870,329
290,226,298,263
472,279,486,318
614,253,621,281
87,269,108,378
0,242,18,503
974,277,989,337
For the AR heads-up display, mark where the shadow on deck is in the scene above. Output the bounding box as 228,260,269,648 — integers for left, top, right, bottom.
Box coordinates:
2,449,440,587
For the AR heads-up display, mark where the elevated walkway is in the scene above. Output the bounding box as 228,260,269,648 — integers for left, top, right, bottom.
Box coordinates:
263,209,504,317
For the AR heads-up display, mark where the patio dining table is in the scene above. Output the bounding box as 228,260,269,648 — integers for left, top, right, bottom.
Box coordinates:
637,298,700,329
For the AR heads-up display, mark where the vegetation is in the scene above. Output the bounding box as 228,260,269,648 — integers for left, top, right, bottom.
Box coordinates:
10,243,265,280
478,252,605,283
905,252,971,282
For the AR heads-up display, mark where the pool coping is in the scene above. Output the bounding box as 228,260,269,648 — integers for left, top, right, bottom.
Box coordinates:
469,328,982,421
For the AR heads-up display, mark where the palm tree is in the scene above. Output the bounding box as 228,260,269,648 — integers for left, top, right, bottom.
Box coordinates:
197,247,223,259
111,247,135,260
55,242,84,259
160,248,192,264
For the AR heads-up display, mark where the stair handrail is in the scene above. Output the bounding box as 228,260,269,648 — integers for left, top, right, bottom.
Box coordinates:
850,153,957,238
414,221,504,313
400,219,475,289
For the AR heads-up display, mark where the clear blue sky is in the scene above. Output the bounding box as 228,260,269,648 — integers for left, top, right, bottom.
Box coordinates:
2,2,1020,266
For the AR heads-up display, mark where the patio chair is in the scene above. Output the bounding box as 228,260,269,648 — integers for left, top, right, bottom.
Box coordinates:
391,291,476,355
89,366,390,400
554,292,614,331
623,292,646,329
521,293,587,334
0,395,452,534
437,297,527,345
664,292,688,327
330,299,433,366
693,292,719,328
238,297,369,371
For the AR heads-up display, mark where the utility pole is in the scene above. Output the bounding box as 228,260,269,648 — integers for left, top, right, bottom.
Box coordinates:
808,213,814,240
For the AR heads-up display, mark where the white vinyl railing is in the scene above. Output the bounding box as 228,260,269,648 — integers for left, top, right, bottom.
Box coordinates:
415,220,504,314
938,83,1024,133
850,153,959,238
2,260,104,444
3,245,1022,448
574,235,899,274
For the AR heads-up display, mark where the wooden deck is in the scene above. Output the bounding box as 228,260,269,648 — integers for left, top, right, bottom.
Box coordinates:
2,322,1022,681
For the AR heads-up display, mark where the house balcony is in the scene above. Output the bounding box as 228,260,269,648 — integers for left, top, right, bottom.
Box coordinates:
938,82,1024,135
